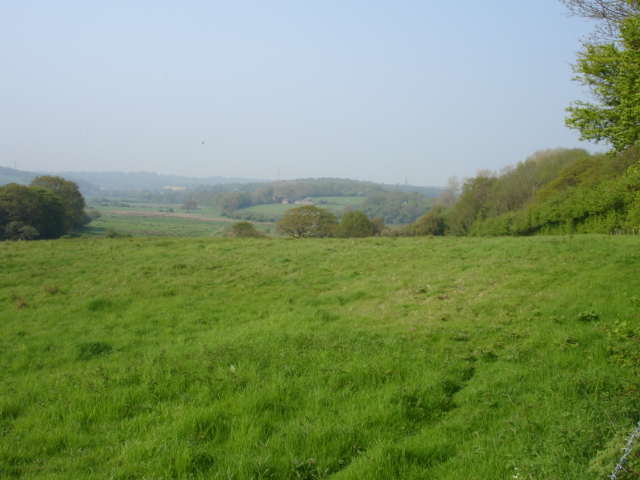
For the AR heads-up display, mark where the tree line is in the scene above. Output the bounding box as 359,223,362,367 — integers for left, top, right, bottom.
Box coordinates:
421,148,640,236
269,145,640,238
0,176,95,241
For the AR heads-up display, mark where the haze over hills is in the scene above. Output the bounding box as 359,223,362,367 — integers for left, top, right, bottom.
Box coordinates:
0,166,443,198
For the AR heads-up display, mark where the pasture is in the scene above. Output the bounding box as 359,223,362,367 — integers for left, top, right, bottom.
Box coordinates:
0,235,639,479
82,205,268,237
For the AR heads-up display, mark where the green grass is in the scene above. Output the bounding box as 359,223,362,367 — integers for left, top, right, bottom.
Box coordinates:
81,205,244,237
0,235,639,479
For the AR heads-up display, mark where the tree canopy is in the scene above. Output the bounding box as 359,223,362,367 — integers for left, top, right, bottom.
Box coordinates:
0,184,66,240
30,175,85,231
276,205,338,238
338,210,375,238
181,200,197,212
565,5,640,152
228,221,263,238
560,0,640,42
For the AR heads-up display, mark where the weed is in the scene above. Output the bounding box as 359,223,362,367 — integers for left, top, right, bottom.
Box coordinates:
42,283,59,295
10,292,26,309
577,310,599,322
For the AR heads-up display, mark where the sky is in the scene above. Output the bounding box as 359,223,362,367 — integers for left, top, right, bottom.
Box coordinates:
1,1,601,187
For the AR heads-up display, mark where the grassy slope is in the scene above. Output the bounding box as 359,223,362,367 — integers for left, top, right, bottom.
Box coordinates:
0,235,638,479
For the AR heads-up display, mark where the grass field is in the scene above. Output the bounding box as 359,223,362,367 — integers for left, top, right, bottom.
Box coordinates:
82,205,271,237
1,235,639,479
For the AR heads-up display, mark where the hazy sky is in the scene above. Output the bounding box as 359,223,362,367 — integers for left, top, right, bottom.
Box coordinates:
1,1,600,186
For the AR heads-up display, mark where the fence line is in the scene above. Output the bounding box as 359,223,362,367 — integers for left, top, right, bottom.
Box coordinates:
610,420,640,480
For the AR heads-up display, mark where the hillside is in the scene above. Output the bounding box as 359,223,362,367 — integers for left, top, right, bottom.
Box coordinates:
0,166,35,186
408,147,640,237
1,235,639,479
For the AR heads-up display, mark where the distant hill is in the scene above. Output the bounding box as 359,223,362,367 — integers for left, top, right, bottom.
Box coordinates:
0,166,36,185
0,168,444,197
52,171,259,191
0,168,260,195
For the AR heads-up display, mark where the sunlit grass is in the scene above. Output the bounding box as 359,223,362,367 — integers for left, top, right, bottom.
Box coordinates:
82,205,240,237
0,235,638,479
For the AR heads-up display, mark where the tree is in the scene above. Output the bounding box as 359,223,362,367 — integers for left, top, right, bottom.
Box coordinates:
565,15,640,152
30,175,85,232
0,184,66,239
228,221,263,238
338,210,375,238
436,176,460,208
276,205,338,238
181,200,197,212
370,215,386,235
411,209,445,236
446,174,498,236
3,222,39,241
560,0,640,42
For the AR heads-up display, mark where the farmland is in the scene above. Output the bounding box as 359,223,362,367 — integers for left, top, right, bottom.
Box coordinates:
82,204,273,237
1,234,639,479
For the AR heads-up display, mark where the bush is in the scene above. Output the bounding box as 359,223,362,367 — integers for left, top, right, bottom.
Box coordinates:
276,205,338,238
412,209,445,236
338,210,375,238
228,222,264,238
3,222,40,241
105,228,132,238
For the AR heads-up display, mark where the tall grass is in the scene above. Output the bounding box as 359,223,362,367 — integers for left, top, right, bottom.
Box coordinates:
0,235,638,479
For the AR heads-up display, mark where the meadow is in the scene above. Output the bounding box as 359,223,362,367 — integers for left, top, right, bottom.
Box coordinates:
82,205,270,238
1,235,639,479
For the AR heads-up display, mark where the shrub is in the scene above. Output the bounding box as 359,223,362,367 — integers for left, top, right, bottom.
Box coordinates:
105,228,132,238
3,222,39,241
228,222,264,238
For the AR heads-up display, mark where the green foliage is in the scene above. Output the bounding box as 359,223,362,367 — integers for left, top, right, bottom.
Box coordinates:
446,174,498,235
370,215,386,235
0,183,66,239
461,148,640,236
30,175,86,231
566,14,640,153
227,221,264,238
180,199,197,212
2,221,39,241
361,191,432,224
276,205,338,238
411,208,445,236
338,210,375,238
